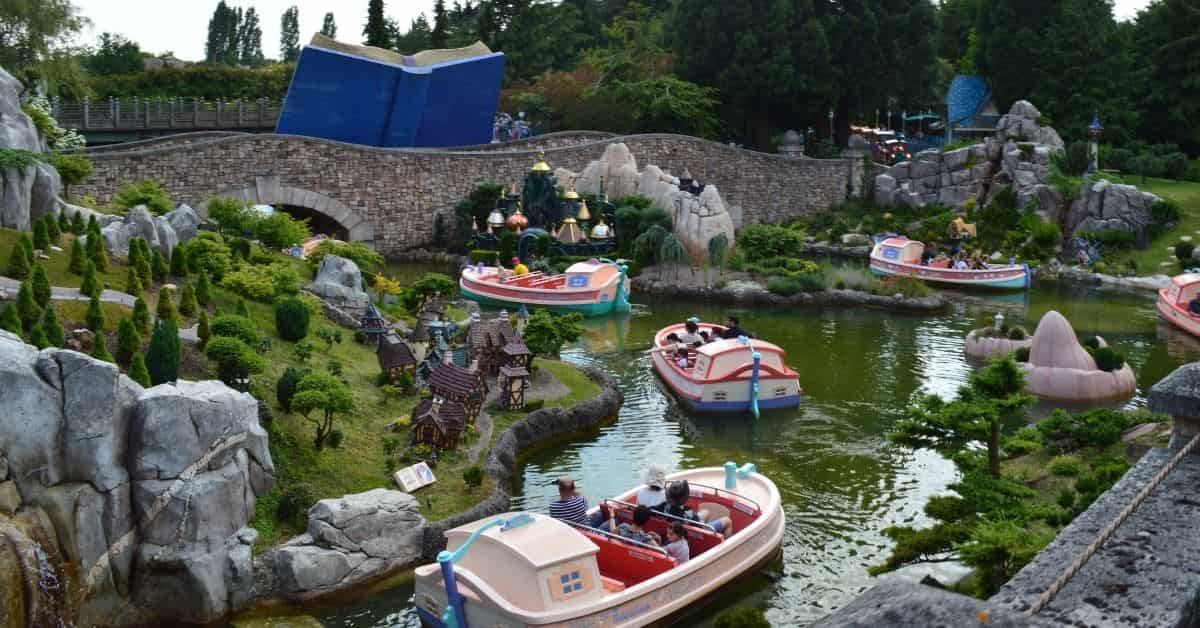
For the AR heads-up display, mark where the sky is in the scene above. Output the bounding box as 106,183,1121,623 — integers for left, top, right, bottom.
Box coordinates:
73,0,1155,63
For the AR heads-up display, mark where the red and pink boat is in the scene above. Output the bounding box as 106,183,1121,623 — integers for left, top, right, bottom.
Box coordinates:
1157,274,1200,337
870,236,1030,290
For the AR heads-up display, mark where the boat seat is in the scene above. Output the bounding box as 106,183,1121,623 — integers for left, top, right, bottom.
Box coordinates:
601,501,725,557
929,259,951,268
698,502,732,534
601,576,626,592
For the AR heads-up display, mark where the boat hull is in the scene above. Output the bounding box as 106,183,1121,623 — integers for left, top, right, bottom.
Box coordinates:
1157,290,1200,337
459,282,622,316
869,257,1030,290
650,349,801,413
459,263,631,317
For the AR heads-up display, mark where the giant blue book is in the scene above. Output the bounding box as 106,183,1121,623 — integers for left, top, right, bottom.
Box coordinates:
276,34,505,148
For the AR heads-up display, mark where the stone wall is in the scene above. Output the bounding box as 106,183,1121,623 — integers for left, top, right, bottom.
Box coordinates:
72,133,855,255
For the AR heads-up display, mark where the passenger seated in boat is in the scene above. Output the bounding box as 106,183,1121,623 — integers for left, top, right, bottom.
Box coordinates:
511,256,529,276
637,465,667,509
549,477,589,525
678,319,703,346
1189,295,1200,316
921,244,937,265
720,315,749,340
610,504,661,546
675,348,690,369
954,256,970,270
970,255,987,270
663,481,733,538
663,522,690,565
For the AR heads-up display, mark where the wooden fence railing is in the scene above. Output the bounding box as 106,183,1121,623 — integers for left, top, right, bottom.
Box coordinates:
52,97,282,131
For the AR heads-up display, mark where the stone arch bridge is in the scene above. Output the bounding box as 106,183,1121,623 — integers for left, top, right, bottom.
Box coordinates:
75,131,862,255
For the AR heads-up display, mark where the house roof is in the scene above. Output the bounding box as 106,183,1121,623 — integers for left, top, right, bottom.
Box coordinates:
945,75,993,128
428,362,483,396
413,398,467,432
377,333,417,369
361,303,388,333
499,365,530,379
410,323,430,343
502,340,530,356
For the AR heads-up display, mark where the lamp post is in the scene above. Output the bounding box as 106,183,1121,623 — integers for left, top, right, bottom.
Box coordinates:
1088,111,1103,174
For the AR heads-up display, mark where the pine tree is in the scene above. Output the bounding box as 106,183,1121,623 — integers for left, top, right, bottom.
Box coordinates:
0,302,21,334
80,260,99,298
86,293,105,332
128,237,144,269
136,253,153,289
33,216,50,251
178,283,198,318
156,286,179,325
57,211,71,235
42,305,64,348
431,0,449,48
321,11,337,38
18,232,34,267
30,262,51,308
128,353,151,387
7,237,31,279
91,332,114,363
206,1,243,65
280,5,300,61
364,0,389,47
86,214,97,232
17,281,42,332
169,245,188,277
29,323,49,349
88,230,109,272
146,320,180,385
195,272,212,306
236,298,250,318
150,249,168,283
238,7,264,66
68,237,86,274
44,214,61,244
116,318,141,366
197,309,211,350
71,211,85,235
132,296,151,336
125,266,143,296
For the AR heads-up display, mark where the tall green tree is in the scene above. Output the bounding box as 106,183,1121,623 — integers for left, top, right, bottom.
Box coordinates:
431,0,449,48
30,262,51,308
91,332,113,363
86,32,142,75
205,1,242,65
41,304,64,347
128,353,151,387
936,0,981,61
7,237,31,280
17,281,42,332
33,217,50,251
395,13,432,51
0,303,20,334
85,293,105,332
132,296,151,336
68,236,85,274
237,7,264,66
146,320,180,385
116,317,141,366
280,6,300,61
1133,0,1200,152
0,0,88,93
80,260,99,298
364,0,390,47
321,11,338,38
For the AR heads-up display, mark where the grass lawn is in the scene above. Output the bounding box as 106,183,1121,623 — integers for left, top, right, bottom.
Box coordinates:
1097,177,1200,274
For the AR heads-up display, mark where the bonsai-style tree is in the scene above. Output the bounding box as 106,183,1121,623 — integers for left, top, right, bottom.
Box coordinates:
197,310,211,349
316,326,342,349
522,310,585,362
145,320,180,385
292,372,354,449
462,465,483,491
128,353,151,387
116,318,142,366
294,341,314,363
125,266,143,296
195,272,211,306
0,303,20,334
17,281,42,331
30,262,51,308
68,237,86,274
169,244,189,277
131,296,151,336
400,273,456,313
41,305,64,347
155,286,179,325
274,297,310,341
373,274,402,304
80,260,99,298
91,332,114,363
85,293,105,332
276,366,309,412
205,336,265,391
7,236,30,280
178,283,198,318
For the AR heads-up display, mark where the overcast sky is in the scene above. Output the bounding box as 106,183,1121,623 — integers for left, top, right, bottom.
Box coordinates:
72,0,1156,62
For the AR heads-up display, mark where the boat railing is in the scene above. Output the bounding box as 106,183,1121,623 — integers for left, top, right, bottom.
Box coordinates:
602,498,719,534
562,519,671,557
500,271,543,283
687,482,762,516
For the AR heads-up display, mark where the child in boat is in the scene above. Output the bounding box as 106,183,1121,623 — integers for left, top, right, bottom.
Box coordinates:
663,522,690,565
663,481,734,538
610,505,660,546
678,319,703,346
511,256,529,276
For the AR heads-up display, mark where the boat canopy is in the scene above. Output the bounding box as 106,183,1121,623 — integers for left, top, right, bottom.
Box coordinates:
564,260,618,289
1168,274,1200,304
876,237,924,265
693,338,787,380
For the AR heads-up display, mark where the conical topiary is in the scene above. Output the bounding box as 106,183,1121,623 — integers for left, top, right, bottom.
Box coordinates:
45,214,61,244
68,237,86,275
7,237,30,280
146,320,180,385
128,352,151,387
169,244,189,277
0,302,21,334
195,272,211,307
80,260,99,298
91,234,109,272
132,296,151,336
18,232,34,265
151,249,168,283
17,280,42,332
86,214,97,232
57,211,71,236
178,283,198,318
91,332,114,363
30,262,50,308
125,266,143,296
136,252,153,288
29,323,49,349
42,305,64,348
86,293,106,332
156,286,178,325
33,216,50,252
197,309,211,349
71,211,85,235
116,318,141,366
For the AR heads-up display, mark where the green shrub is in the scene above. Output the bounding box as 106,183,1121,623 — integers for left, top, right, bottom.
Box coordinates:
1177,241,1196,262
197,310,211,349
146,320,180,385
205,335,266,390
276,366,309,413
254,211,312,248
275,482,314,527
132,297,151,336
767,273,824,295
128,353,151,387
186,233,233,280
84,293,104,332
1151,200,1181,224
275,297,311,341
1077,229,1135,250
713,606,770,628
116,318,141,366
207,197,256,236
1048,455,1083,477
1007,327,1026,341
1014,346,1030,362
309,239,384,272
524,399,546,412
0,148,44,170
469,249,498,264
41,305,64,348
50,152,93,198
1038,408,1132,450
195,272,211,306
326,428,344,448
113,179,173,215
91,333,114,363
178,284,198,318
221,263,300,301
210,314,259,346
155,286,179,324
736,224,806,262
169,244,189,277
1092,346,1125,372
871,275,931,298
462,465,483,491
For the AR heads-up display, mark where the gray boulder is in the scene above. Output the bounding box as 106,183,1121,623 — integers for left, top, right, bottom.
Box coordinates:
124,205,160,248
1071,179,1162,238
307,254,369,309
874,174,897,206
164,204,201,243
995,100,1064,150
942,146,972,172
130,536,250,624
840,233,871,247
133,460,250,547
0,163,35,230
307,489,425,560
0,68,41,231
30,161,61,224
153,215,178,256
273,545,367,593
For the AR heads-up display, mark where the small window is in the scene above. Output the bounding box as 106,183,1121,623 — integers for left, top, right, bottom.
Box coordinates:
774,387,787,397
713,391,727,401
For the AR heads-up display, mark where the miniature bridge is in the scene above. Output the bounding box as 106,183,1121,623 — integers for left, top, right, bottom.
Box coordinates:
53,97,281,145
72,131,862,256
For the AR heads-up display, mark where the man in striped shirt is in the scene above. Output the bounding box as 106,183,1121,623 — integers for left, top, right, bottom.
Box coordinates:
549,477,589,524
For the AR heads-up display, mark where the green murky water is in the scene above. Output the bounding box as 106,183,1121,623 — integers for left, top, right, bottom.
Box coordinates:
288,266,1198,627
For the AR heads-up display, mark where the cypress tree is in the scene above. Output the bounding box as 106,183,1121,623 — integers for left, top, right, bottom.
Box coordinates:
195,272,211,306
86,293,106,332
91,332,114,363
68,237,86,274
169,245,189,277
80,260,99,298
45,214,61,244
197,309,211,349
57,211,70,236
7,238,30,279
116,318,141,366
128,238,144,272
17,281,42,331
125,266,142,296
178,283,198,318
90,232,109,272
0,302,21,333
146,320,180,385
151,249,168,283
236,298,250,318
71,211,85,235
30,262,51,308
85,225,101,261
128,353,151,387
29,323,49,349
156,286,179,324
42,305,64,348
132,296,151,336
86,214,97,232
33,217,50,251
363,0,388,47
136,251,153,288
18,232,34,265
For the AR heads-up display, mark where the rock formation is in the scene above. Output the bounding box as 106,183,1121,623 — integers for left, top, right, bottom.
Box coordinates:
555,142,736,260
307,253,369,311
1022,310,1137,402
963,328,1032,360
0,330,274,626
1068,178,1162,237
0,67,61,231
95,203,200,258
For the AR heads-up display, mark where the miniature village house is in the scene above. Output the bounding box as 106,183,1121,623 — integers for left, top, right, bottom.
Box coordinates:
410,397,468,451
427,359,488,422
377,332,417,383
468,311,519,376
360,303,389,346
498,338,532,409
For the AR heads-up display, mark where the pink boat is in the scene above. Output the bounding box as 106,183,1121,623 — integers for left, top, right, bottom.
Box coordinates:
650,323,802,416
459,259,632,316
414,464,784,627
870,236,1030,290
1157,274,1200,337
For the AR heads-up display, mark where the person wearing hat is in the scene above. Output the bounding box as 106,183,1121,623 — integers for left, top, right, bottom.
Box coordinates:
637,464,668,509
512,256,529,276
548,476,588,525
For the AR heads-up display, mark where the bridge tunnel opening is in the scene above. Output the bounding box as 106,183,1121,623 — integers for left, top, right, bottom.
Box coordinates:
275,204,349,241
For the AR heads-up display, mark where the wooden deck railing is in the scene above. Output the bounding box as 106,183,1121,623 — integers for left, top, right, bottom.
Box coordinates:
51,97,282,131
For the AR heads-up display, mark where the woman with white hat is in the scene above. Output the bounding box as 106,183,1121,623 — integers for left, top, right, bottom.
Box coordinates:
636,464,668,509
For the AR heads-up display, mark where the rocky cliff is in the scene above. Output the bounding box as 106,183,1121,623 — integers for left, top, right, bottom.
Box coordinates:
0,330,274,626
0,67,60,231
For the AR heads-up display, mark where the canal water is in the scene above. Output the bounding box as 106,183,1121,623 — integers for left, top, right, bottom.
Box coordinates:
288,272,1200,627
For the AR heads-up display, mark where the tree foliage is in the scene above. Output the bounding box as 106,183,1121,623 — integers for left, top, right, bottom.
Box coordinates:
522,310,584,359
364,0,389,47
275,297,311,341
292,372,354,449
86,32,141,76
280,6,300,62
116,317,141,366
146,320,180,385
205,335,265,391
320,12,338,38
